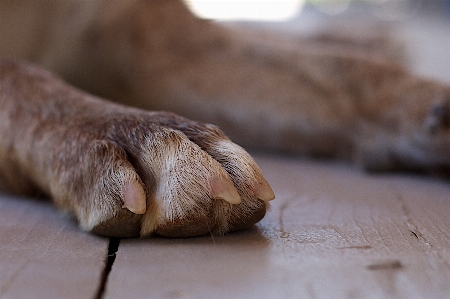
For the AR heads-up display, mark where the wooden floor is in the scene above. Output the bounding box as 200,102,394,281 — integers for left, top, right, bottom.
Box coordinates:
2,6,450,299
2,155,450,299
106,157,450,299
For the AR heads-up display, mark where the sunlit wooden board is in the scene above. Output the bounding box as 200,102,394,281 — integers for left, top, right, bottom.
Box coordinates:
0,195,108,299
104,155,450,299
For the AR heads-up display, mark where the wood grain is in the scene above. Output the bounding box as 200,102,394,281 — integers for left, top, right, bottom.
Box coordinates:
0,195,108,299
104,155,450,299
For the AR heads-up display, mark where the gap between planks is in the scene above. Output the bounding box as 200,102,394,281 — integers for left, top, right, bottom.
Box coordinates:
94,238,121,299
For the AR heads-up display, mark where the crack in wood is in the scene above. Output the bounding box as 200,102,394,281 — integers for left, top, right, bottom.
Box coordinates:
396,194,425,242
366,260,403,271
395,192,450,272
275,192,308,239
278,198,291,238
94,238,120,299
409,229,419,239
339,245,373,250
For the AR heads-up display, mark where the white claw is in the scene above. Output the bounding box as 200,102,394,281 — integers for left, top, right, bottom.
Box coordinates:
211,176,242,204
122,180,147,214
254,179,275,201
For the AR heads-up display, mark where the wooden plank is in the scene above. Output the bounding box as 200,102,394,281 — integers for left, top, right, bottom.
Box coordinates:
0,194,109,299
105,155,450,299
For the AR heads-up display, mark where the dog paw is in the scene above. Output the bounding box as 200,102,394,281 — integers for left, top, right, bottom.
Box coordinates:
63,111,274,238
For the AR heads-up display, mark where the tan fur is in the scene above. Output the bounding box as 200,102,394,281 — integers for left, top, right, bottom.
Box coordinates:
0,60,271,237
1,0,450,237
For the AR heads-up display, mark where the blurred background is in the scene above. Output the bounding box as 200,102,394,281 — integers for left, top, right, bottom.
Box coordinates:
183,0,450,84
184,0,450,22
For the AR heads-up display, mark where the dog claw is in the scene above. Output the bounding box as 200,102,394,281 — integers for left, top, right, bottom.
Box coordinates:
254,179,275,201
211,176,242,204
122,180,147,214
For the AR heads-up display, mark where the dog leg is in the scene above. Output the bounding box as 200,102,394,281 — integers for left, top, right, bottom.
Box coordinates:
0,60,274,237
60,0,450,173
